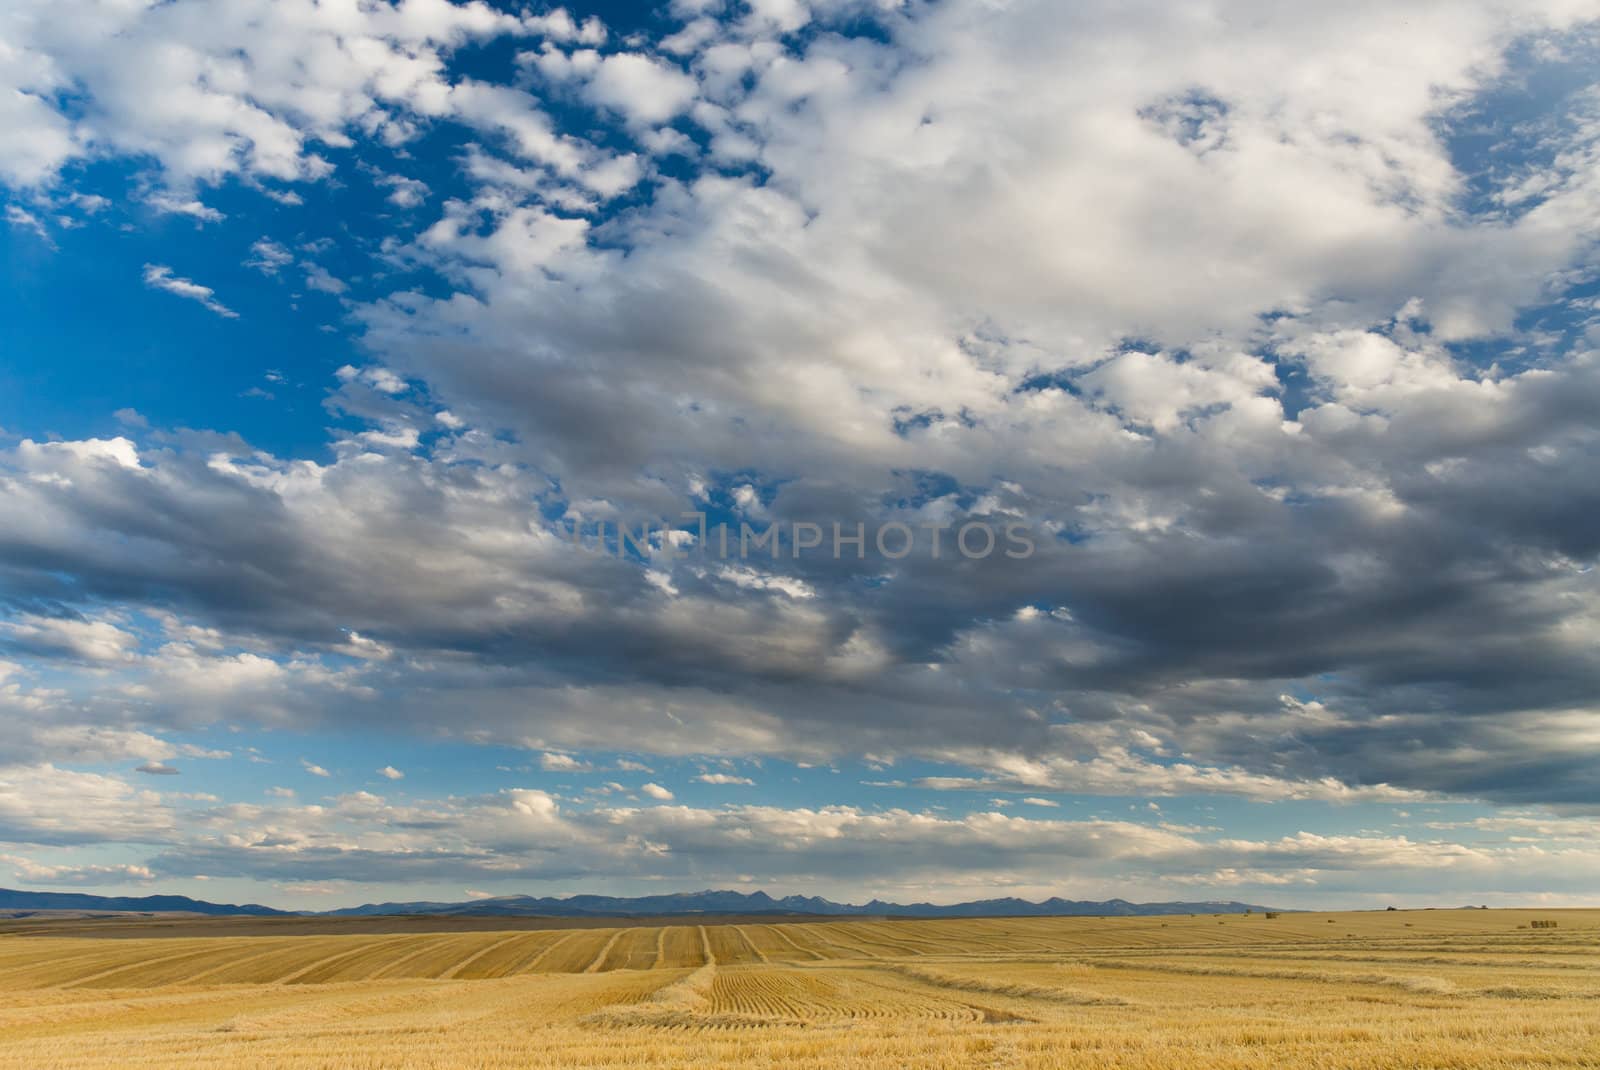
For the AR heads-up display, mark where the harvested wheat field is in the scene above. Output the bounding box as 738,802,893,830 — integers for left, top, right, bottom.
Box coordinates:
2,909,1598,1068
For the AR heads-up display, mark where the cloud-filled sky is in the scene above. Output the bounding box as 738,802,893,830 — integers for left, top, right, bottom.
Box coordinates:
1,0,1599,911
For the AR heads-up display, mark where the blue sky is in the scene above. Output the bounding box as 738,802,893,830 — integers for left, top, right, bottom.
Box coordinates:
1,0,1599,911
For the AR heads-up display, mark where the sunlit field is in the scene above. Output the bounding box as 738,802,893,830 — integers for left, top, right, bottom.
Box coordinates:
2,910,1598,1068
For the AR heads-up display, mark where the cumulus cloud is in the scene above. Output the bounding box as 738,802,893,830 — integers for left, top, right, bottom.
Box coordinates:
0,765,175,844
2,615,138,664
0,0,1599,899
529,48,699,126
0,0,513,186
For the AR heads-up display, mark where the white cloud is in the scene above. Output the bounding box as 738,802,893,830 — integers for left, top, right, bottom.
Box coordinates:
141,264,238,318
376,172,430,208
378,765,404,780
1,854,153,885
1,614,138,664
445,80,643,196
523,9,607,46
640,782,674,800
694,773,755,786
0,0,524,187
0,764,173,845
303,263,348,295
14,435,140,470
143,192,224,223
4,204,51,242
301,760,331,778
278,882,342,896
0,95,75,187
919,745,1438,806
246,238,294,274
533,49,699,126
135,762,179,776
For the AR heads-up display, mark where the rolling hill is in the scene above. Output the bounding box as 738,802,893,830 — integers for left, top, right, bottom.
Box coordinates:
0,887,288,916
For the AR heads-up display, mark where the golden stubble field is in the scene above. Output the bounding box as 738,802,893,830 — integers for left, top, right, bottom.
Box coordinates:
1,908,1598,1069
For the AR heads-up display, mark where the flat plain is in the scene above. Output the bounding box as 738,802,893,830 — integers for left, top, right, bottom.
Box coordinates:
1,909,1597,1068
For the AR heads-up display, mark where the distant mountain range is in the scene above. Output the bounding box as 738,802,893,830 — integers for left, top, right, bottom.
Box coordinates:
1,886,1276,918
0,887,287,916
325,889,1276,918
